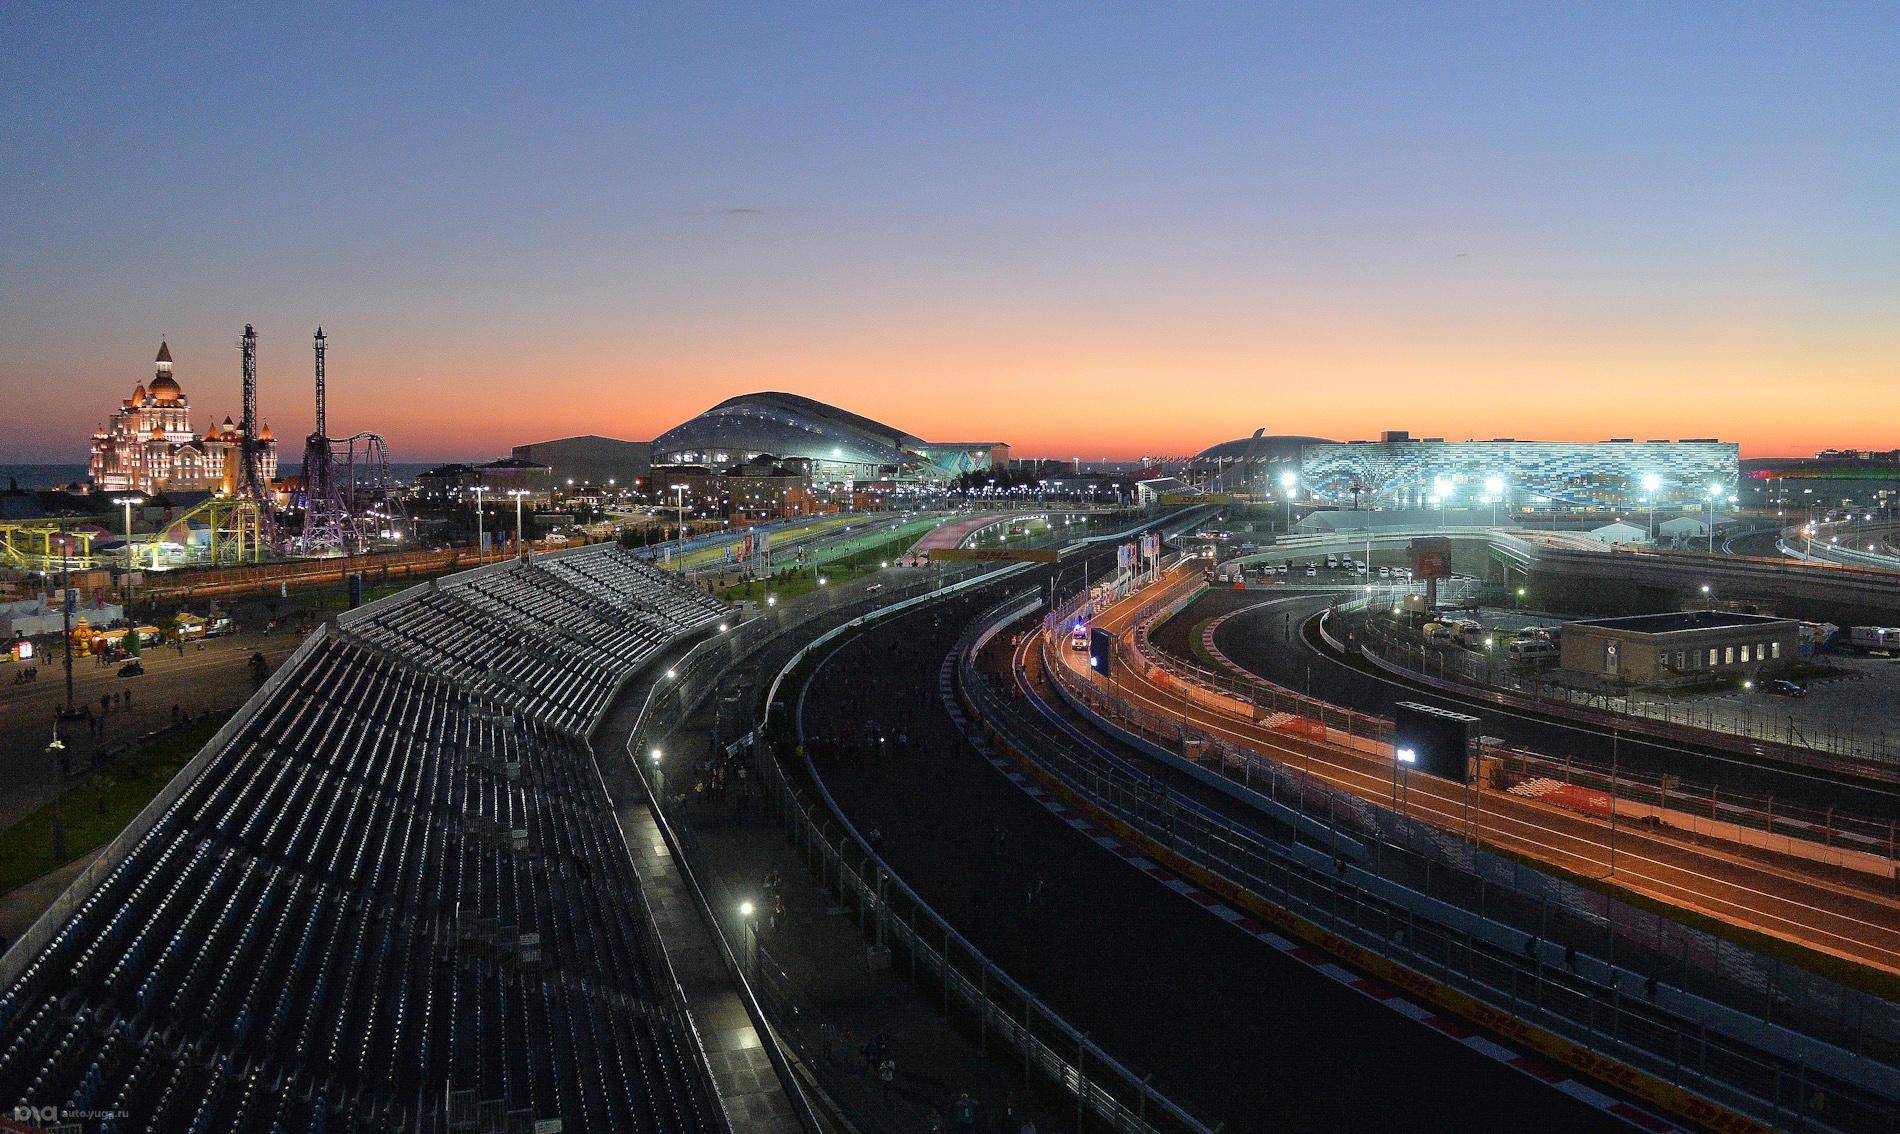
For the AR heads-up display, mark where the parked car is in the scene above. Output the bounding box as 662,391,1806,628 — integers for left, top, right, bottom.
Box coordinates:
117,660,145,678
1507,640,1559,664
1763,679,1808,698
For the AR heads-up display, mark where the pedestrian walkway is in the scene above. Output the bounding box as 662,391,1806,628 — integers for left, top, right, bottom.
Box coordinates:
594,622,1063,1134
618,779,804,1133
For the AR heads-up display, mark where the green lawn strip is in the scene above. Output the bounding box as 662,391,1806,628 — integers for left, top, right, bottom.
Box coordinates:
819,520,941,569
677,516,858,569
721,521,948,604
723,574,823,603
0,717,227,895
1483,842,1900,1001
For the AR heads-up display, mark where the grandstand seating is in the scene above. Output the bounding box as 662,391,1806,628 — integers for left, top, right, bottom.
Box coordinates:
0,544,730,1133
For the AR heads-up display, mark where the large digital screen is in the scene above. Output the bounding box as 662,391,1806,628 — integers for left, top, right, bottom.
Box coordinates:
1393,701,1478,783
1409,537,1453,580
1089,627,1114,677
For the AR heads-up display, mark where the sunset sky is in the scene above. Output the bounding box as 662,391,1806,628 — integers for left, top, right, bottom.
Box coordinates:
3,4,1896,463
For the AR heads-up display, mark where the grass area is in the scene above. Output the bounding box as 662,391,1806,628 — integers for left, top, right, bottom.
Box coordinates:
717,517,966,604
675,515,861,570
1185,616,1224,670
723,573,825,604
821,521,940,569
0,717,226,895
1484,842,1900,1002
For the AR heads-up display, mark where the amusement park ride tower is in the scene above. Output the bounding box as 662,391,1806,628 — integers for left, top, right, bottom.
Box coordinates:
296,328,403,555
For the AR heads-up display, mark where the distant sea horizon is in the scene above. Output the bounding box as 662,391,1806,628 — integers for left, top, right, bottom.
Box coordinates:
0,462,460,491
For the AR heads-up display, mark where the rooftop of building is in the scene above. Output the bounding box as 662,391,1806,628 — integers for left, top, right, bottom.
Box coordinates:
1565,610,1796,635
1192,435,1336,462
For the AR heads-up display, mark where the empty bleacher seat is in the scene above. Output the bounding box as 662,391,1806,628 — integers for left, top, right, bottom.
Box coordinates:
0,544,729,1133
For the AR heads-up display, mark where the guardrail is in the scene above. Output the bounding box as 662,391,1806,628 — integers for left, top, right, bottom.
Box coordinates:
989,615,1899,1134
762,588,1218,1134
1343,611,1900,851
619,565,1001,1132
1125,574,1900,864
1366,605,1900,769
755,579,1212,1132
624,508,1205,1134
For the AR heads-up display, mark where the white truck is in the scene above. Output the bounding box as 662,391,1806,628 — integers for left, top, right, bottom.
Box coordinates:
1847,626,1900,654
1507,639,1559,664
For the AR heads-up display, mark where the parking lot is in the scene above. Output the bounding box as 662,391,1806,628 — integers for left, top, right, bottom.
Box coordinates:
1645,650,1900,752
1394,605,1900,760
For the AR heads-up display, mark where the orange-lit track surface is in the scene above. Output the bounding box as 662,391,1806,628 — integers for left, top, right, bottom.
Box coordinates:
1028,568,1900,977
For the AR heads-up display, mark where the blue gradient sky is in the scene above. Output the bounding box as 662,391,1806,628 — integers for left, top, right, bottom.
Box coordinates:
3,3,1896,461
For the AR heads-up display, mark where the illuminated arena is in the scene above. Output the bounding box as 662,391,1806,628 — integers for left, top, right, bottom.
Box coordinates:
650,391,1007,482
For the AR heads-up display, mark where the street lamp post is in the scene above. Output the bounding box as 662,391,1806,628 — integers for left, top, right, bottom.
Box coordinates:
739,901,758,973
113,494,144,614
508,488,529,555
1706,483,1722,553
671,484,689,546
1641,473,1662,541
1279,471,1297,531
471,485,488,562
57,523,76,720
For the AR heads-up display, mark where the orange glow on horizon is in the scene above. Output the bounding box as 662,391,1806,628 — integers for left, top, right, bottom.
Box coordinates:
10,309,1896,464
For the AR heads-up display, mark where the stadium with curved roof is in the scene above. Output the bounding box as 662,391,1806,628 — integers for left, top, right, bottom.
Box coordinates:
650,391,1006,482
1186,433,1335,492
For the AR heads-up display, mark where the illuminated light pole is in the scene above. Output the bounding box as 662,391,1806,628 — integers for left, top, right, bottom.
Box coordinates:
1706,483,1722,553
471,485,488,562
112,494,144,613
671,484,689,546
1279,470,1297,530
739,900,759,973
1484,476,1505,529
57,522,76,719
1641,473,1662,542
508,488,529,555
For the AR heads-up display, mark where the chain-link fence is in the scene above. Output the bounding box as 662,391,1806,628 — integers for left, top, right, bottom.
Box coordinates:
1004,600,1900,1134
1112,575,1899,866
1352,607,1900,768
1343,607,1900,859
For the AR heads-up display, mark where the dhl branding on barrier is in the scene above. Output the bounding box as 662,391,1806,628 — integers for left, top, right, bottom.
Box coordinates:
931,548,1060,564
967,694,1777,1134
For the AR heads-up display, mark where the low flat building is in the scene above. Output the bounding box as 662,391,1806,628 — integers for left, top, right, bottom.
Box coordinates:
477,458,554,504
511,435,651,489
1559,610,1799,687
1135,477,1191,508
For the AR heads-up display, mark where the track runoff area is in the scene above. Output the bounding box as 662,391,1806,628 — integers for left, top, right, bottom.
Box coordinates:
797,546,1638,1134
1017,558,1896,1132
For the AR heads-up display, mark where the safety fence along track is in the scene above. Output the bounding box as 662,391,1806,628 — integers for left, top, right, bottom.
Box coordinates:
970,585,1900,1134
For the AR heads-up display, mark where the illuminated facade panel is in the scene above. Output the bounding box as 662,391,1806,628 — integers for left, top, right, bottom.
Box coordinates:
1300,439,1739,511
651,391,1006,482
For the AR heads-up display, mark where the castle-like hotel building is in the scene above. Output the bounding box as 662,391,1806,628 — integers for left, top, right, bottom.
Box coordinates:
89,341,278,495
